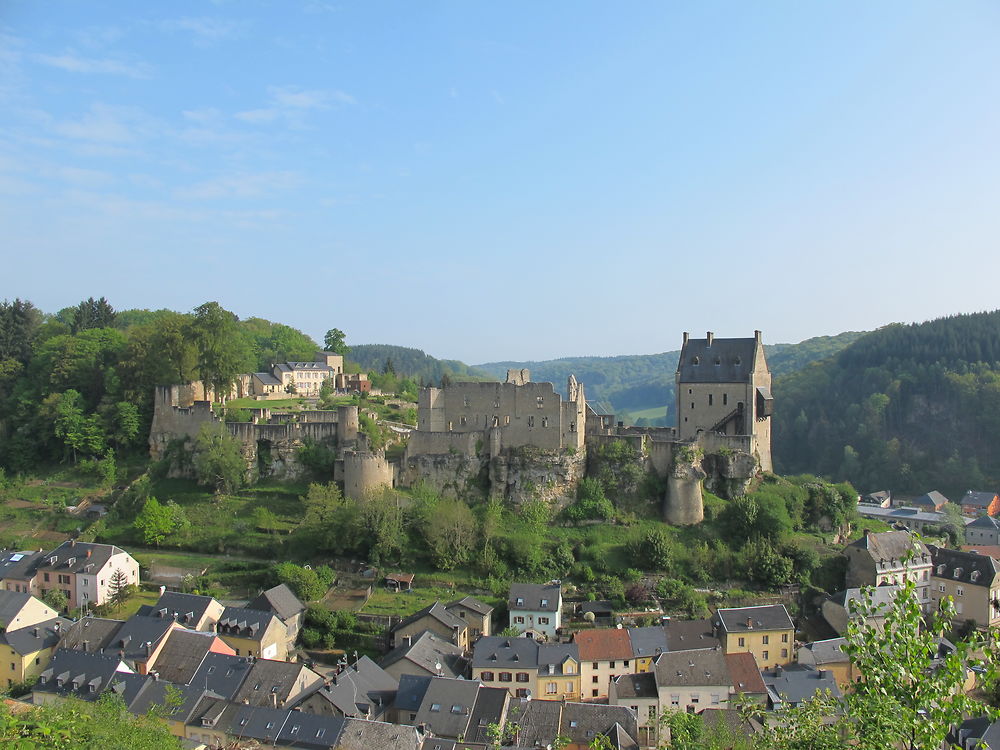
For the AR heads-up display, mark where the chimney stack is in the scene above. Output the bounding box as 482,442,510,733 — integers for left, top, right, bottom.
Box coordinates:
682,332,689,345
706,332,714,347
754,330,762,343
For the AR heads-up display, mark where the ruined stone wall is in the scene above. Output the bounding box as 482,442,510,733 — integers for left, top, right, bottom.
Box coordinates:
406,431,481,459
489,449,587,507
342,450,394,500
414,375,585,456
149,383,358,479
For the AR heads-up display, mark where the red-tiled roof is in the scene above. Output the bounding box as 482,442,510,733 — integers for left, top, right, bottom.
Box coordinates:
574,628,632,662
724,652,767,695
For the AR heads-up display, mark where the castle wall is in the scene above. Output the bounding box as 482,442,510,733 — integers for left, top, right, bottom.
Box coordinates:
406,431,481,459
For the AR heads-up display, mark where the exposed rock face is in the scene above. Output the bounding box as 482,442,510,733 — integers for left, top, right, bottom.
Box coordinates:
399,447,585,506
489,449,586,507
702,449,760,499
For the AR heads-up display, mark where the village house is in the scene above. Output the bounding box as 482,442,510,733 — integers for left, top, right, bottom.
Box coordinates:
627,625,669,673
214,606,288,660
393,674,510,743
298,656,397,720
472,636,581,701
761,663,841,710
137,590,225,631
31,540,140,611
901,490,950,511
445,595,494,640
0,590,59,632
929,545,1000,629
247,583,306,654
144,627,236,684
508,582,562,640
664,618,721,652
844,530,932,610
966,516,1000,546
575,627,634,701
713,605,795,669
0,550,47,596
380,630,467,681
960,491,1000,517
0,615,70,689
249,351,345,399
796,637,858,688
389,601,470,650
821,585,904,636
505,698,640,750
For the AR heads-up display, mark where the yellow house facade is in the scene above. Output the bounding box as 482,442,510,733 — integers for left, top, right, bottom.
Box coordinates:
714,605,795,669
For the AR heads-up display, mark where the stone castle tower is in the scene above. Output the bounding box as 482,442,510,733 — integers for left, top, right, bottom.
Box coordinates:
675,330,773,472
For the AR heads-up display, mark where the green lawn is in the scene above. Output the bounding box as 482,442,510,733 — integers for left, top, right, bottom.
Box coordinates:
219,397,309,411
624,404,669,421
360,586,503,617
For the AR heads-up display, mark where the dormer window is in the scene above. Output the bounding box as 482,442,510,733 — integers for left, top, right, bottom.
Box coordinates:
714,357,721,365
430,703,441,712
937,565,946,575
516,598,524,607
540,599,548,607
692,357,700,366
734,356,742,366
954,568,963,579
972,571,981,582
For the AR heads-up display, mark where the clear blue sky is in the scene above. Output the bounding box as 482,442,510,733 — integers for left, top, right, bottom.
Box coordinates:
3,1,999,363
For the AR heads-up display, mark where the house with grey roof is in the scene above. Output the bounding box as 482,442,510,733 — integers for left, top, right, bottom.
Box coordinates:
444,595,494,639
145,627,235,684
248,583,306,651
137,590,224,631
905,490,950,511
32,648,132,705
392,674,509,744
472,635,582,701
506,698,639,750
57,615,124,653
105,614,181,673
960,491,1000,517
0,550,46,596
966,515,1000,546
797,637,855,688
230,656,323,709
381,630,468,681
32,540,139,611
662,618,720,652
821,585,904,635
0,589,59,632
844,530,932,610
391,601,470,650
952,717,1000,750
930,545,1000,629
190,652,255,701
761,664,841,710
0,615,71,689
215,605,288,659
298,655,397,720
508,582,562,639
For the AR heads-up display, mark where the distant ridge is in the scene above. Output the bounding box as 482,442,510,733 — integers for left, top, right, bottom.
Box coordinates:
476,331,866,425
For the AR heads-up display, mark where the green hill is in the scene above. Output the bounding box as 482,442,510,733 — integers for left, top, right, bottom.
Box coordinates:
347,344,493,384
774,311,1000,496
476,331,864,426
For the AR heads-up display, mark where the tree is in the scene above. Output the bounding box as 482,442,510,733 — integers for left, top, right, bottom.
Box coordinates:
0,691,182,749
323,328,349,355
191,423,245,494
273,562,330,601
190,302,252,400
637,527,673,570
757,566,1000,750
421,497,477,570
0,298,42,365
299,482,361,554
134,497,185,546
108,568,133,616
42,587,68,613
70,296,116,333
109,401,140,453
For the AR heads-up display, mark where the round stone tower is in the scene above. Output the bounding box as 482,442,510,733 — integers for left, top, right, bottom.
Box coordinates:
342,449,393,501
663,446,707,525
336,405,359,444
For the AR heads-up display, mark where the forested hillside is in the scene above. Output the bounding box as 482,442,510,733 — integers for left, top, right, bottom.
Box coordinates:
775,311,1000,496
347,344,493,384
0,298,327,473
477,331,865,424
